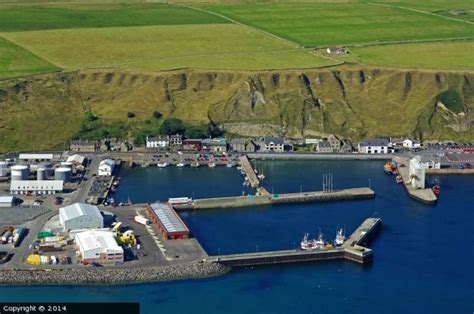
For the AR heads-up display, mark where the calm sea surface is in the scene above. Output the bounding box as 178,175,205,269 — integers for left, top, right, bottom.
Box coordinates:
1,160,473,314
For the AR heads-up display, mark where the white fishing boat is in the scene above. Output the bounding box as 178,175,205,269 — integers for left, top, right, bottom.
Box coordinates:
157,162,168,168
141,163,149,168
226,163,234,168
191,161,200,168
208,162,216,168
334,228,346,246
300,231,325,250
176,163,186,167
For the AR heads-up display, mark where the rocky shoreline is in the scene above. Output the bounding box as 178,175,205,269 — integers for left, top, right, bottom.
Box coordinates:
0,262,229,286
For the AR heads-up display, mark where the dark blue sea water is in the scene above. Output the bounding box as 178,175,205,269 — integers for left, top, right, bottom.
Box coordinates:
1,161,473,314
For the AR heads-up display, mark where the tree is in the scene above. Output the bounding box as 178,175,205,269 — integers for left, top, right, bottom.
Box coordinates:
127,112,136,119
152,111,162,119
185,125,206,139
159,118,185,135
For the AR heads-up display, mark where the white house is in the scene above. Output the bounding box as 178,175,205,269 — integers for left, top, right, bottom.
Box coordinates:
261,137,285,152
402,138,421,148
358,139,390,154
146,136,169,148
59,203,104,231
10,180,63,195
98,159,115,176
74,230,123,265
409,156,425,189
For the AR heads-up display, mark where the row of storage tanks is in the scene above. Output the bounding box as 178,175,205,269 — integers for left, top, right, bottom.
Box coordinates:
0,161,73,182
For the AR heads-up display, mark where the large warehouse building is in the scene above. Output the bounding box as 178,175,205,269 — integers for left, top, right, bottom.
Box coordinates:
74,230,123,265
10,180,63,195
59,203,104,231
146,202,189,240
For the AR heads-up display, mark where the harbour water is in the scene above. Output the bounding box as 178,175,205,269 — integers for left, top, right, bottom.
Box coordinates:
1,160,473,314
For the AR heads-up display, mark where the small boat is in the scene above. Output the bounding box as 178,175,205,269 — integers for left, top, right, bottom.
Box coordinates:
141,163,149,168
257,174,265,180
176,163,185,167
208,162,216,168
383,162,394,174
432,184,440,196
157,162,168,168
396,175,403,184
334,228,345,246
236,166,242,170
315,231,325,249
191,161,200,168
226,163,234,168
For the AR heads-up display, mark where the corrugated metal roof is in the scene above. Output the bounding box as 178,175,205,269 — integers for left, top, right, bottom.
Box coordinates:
75,230,122,253
149,202,189,233
19,153,54,160
59,203,102,222
0,196,14,203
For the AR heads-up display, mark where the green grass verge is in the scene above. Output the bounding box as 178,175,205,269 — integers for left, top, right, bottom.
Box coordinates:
0,36,59,79
2,24,338,71
198,3,474,46
347,41,474,70
0,3,228,32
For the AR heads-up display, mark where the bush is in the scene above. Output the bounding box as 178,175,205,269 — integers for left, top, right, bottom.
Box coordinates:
152,111,162,119
127,112,136,119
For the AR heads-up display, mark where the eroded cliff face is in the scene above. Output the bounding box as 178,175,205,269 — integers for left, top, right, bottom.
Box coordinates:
0,67,473,151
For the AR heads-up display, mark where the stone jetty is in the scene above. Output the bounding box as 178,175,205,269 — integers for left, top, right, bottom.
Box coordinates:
0,262,228,286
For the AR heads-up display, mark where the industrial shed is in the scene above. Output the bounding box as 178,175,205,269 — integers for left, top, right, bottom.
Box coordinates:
10,180,63,195
59,203,104,231
74,230,123,265
146,202,189,240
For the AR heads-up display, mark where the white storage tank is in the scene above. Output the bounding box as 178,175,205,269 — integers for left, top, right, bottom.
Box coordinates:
11,165,29,181
0,162,10,177
37,167,46,181
54,167,72,182
60,161,73,169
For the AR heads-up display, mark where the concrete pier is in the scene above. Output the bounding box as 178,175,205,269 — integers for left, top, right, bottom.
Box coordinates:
239,155,260,188
173,187,375,210
393,157,437,205
426,168,474,175
208,217,382,266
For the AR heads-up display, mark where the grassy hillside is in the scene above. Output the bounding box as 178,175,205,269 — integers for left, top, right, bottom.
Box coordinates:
199,3,474,46
1,68,472,152
2,24,337,71
0,37,59,79
347,41,474,71
0,3,228,32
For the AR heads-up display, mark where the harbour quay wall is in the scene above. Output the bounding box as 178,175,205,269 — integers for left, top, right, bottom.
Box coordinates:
175,188,375,211
211,249,346,267
0,262,227,286
248,153,392,161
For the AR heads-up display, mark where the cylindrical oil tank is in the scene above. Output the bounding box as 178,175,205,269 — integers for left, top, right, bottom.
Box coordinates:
54,167,71,182
37,167,46,181
11,165,29,181
39,161,54,177
0,162,10,177
60,161,73,169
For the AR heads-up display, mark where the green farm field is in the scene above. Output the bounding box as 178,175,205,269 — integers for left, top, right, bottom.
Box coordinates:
348,41,474,70
0,3,227,32
199,3,474,46
1,24,338,71
0,37,59,79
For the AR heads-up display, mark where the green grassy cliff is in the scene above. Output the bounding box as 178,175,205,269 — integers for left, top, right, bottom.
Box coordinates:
0,67,472,152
